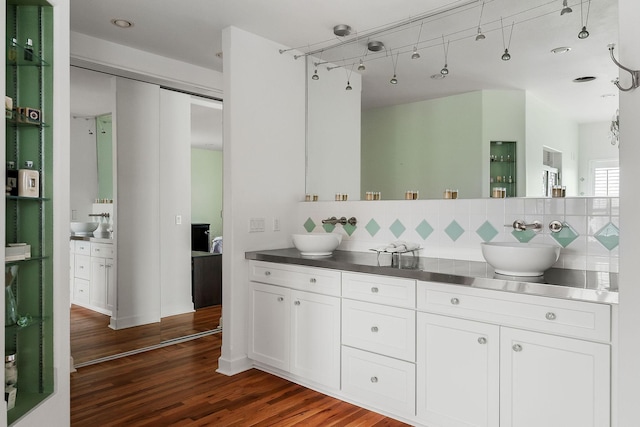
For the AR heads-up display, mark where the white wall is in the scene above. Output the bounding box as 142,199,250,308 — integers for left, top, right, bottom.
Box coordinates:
306,56,361,200
578,121,619,196
525,95,579,197
112,77,161,329
159,89,194,317
218,26,306,375
70,117,99,220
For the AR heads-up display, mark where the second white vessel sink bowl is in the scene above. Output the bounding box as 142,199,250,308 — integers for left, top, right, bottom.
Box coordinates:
481,242,560,276
292,233,342,256
70,221,100,235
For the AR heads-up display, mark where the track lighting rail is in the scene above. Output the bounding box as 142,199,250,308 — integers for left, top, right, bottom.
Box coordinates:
608,44,640,92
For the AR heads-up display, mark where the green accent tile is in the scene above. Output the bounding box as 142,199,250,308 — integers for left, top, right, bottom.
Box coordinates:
365,219,381,237
303,217,316,232
594,222,619,251
343,223,357,236
444,220,465,242
322,223,336,233
389,219,406,239
476,221,498,242
416,220,434,240
511,229,536,243
551,222,579,248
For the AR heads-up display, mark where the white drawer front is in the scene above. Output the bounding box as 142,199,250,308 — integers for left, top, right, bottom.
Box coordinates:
342,272,416,308
342,346,415,418
343,299,415,362
73,278,90,305
74,240,91,255
74,254,91,280
91,242,114,258
249,261,341,297
417,281,611,342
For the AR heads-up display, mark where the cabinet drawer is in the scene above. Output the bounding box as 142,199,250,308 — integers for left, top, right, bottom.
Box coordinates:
417,281,611,342
74,240,91,255
249,261,341,297
91,242,114,258
74,254,91,280
342,346,415,418
73,278,90,305
342,299,415,362
342,272,415,308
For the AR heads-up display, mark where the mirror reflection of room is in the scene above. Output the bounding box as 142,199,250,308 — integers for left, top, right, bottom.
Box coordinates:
69,67,223,366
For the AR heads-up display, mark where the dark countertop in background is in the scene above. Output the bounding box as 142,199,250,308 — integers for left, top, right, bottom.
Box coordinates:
246,248,618,305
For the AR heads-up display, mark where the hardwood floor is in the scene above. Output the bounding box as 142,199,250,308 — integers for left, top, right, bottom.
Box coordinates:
71,334,410,426
71,304,221,365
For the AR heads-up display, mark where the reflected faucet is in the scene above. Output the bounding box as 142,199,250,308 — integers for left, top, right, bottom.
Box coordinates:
322,216,357,226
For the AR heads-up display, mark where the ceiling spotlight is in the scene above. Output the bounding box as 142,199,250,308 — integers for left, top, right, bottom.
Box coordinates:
560,0,573,15
411,47,421,60
333,24,352,37
500,18,514,62
110,18,133,28
441,64,449,75
346,81,352,90
390,74,398,84
368,41,385,52
357,60,366,71
475,28,486,41
440,36,450,76
578,26,590,39
312,69,319,80
390,52,399,84
578,0,591,39
501,49,511,61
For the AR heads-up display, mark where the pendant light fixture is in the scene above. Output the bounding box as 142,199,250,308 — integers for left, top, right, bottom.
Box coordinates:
500,18,514,61
560,0,573,15
411,22,423,59
578,0,591,39
475,1,486,41
311,50,324,80
440,36,450,75
390,52,399,84
357,59,366,71
345,63,354,91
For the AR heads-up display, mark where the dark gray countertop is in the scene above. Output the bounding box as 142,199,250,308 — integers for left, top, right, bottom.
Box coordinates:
246,249,618,304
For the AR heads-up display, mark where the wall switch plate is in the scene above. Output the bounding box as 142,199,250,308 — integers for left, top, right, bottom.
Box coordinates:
175,215,182,225
249,218,265,233
273,218,280,232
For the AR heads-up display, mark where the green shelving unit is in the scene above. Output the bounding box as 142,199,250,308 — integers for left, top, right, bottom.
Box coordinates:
5,1,54,424
489,140,517,198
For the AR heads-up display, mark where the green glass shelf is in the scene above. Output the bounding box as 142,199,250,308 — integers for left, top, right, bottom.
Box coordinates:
6,195,50,202
4,255,49,266
5,38,49,67
4,316,46,331
7,390,54,425
6,110,49,127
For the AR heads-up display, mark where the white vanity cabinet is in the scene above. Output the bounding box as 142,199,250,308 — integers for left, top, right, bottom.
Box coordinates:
248,261,341,390
70,240,114,315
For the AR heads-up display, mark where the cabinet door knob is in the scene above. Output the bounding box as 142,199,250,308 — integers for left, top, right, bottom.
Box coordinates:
370,326,379,333
371,287,379,293
277,297,284,302
478,337,487,345
294,300,301,306
512,344,523,352
264,271,271,276
370,376,378,383
450,297,460,305
309,278,316,284
545,312,556,321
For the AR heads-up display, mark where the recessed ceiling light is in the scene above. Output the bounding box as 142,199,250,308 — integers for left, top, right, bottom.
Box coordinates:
333,24,352,37
573,76,596,83
551,46,571,54
367,41,385,52
111,19,134,28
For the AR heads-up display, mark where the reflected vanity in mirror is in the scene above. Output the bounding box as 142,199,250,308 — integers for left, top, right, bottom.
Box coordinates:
305,0,620,200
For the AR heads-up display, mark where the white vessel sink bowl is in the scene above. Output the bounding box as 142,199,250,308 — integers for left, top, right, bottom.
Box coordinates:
70,221,100,235
292,233,342,256
481,242,560,276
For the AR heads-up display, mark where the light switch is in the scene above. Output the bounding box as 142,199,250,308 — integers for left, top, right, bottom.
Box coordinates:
175,215,182,225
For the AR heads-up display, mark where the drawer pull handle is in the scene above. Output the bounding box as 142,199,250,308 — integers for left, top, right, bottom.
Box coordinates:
294,300,301,306
450,297,460,305
265,271,271,276
478,337,487,345
371,326,379,333
545,312,556,321
310,278,316,284
277,297,284,302
370,376,378,383
512,344,523,352
371,287,379,293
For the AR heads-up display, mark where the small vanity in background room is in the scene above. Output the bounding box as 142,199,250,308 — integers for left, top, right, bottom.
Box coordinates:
245,249,617,427
70,237,115,316
191,251,222,308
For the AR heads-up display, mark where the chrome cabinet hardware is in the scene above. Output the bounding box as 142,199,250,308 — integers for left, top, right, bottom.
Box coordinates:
371,287,379,293
478,337,487,345
294,300,301,306
512,344,523,352
450,297,460,305
546,312,557,321
371,326,379,333
370,376,378,383
277,297,284,302
264,271,271,276
309,278,316,283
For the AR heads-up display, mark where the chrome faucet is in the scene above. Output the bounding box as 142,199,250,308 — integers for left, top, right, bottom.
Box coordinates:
511,220,542,231
322,216,357,226
89,212,110,219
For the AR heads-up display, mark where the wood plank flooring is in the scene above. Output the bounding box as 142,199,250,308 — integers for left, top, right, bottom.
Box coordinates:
71,305,221,365
71,333,410,426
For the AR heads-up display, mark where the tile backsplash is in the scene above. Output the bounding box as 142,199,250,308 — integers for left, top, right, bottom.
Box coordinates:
296,197,619,273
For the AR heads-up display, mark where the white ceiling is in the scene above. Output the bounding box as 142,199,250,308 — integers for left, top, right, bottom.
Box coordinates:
69,0,620,123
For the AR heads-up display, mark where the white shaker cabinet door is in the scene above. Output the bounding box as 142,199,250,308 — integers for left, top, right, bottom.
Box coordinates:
417,312,500,427
290,289,341,390
500,327,610,427
90,257,108,309
248,282,291,371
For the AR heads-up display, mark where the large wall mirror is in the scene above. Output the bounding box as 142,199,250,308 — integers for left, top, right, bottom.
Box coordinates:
70,67,223,366
306,0,619,200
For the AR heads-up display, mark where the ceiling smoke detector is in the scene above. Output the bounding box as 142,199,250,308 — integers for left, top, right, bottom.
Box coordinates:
333,24,352,37
367,41,385,52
